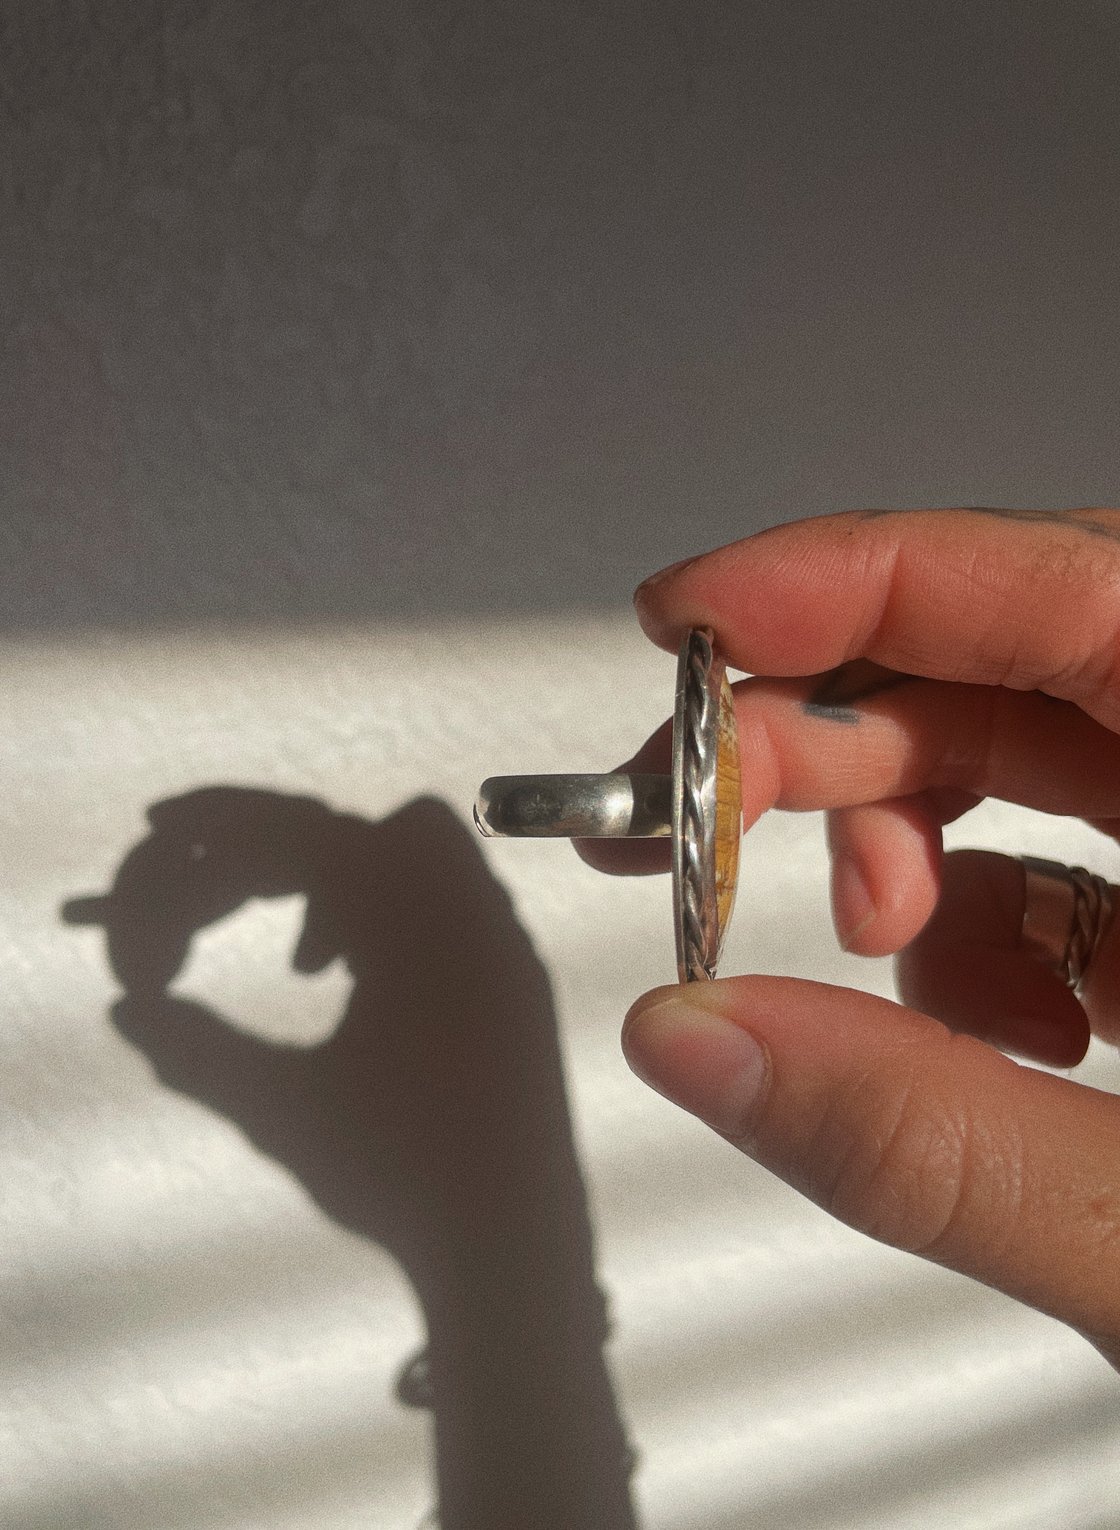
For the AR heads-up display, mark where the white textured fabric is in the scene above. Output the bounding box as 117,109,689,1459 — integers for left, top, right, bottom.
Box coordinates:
2,620,1119,1529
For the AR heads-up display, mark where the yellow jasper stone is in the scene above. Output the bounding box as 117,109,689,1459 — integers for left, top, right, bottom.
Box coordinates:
714,669,741,942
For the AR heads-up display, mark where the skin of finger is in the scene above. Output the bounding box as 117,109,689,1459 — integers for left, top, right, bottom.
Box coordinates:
748,672,1120,820
578,664,1120,878
573,674,941,878
898,941,1090,1067
624,973,1120,1353
827,796,942,958
634,508,1120,733
896,848,1104,1060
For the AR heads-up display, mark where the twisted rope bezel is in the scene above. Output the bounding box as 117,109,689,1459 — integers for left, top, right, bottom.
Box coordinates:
1064,866,1114,990
1021,855,1116,992
671,628,723,983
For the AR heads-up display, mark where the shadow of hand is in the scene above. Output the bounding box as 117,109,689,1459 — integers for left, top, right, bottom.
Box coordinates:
64,786,635,1529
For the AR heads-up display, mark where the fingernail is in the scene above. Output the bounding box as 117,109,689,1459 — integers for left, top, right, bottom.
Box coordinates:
634,553,702,603
832,851,876,951
622,992,769,1139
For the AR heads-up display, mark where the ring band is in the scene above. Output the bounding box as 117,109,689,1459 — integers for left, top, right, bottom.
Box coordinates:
475,628,742,983
474,773,673,840
1020,855,1115,992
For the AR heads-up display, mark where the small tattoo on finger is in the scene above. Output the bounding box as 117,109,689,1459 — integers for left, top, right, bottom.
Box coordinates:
802,660,915,722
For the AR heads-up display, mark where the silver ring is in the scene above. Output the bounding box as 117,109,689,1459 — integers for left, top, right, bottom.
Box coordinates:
475,628,742,983
1020,855,1115,992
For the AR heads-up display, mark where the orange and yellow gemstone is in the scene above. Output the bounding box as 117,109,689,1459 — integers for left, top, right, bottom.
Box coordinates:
713,670,741,945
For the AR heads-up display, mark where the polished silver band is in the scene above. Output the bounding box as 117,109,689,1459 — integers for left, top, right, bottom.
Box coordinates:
1021,855,1115,991
474,773,672,839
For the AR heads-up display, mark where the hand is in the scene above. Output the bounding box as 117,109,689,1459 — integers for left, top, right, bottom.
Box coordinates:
620,508,1120,1367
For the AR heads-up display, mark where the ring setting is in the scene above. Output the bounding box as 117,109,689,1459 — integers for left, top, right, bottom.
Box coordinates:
475,629,741,983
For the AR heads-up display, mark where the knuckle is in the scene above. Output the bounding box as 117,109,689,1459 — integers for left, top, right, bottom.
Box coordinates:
809,1036,1014,1258
963,526,1120,702
1025,533,1120,695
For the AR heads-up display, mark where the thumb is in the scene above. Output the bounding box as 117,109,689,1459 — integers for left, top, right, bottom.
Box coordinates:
623,976,1120,1363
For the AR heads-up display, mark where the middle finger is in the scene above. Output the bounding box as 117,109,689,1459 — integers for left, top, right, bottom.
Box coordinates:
742,662,1120,822
579,664,1120,880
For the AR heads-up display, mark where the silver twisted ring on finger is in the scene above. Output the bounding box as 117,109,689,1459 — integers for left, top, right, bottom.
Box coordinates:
1020,856,1116,992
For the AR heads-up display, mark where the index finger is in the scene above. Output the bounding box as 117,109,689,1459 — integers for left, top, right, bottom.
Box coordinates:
636,508,1120,732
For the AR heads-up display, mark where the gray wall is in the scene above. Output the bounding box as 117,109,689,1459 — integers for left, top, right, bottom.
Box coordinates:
3,0,1119,630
